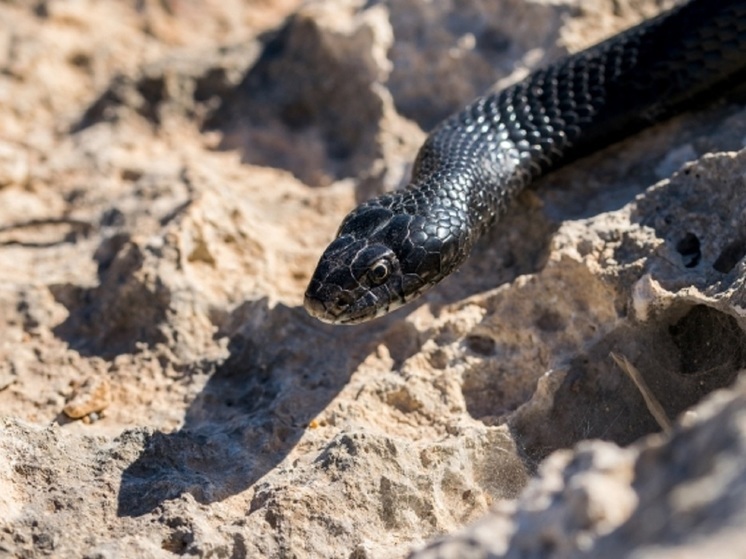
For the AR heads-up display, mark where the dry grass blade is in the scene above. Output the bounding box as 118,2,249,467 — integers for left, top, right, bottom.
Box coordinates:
611,352,673,433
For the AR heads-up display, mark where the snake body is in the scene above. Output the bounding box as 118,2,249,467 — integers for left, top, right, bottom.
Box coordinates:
305,0,746,324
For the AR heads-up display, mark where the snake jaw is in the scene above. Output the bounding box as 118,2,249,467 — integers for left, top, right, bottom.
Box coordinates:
303,279,404,325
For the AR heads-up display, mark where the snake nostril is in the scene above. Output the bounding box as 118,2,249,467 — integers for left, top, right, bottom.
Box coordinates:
334,292,355,310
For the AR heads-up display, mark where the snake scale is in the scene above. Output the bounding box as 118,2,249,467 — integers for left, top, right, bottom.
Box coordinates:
305,0,746,325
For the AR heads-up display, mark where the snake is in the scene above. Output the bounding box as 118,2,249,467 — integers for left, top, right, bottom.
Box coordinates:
304,0,746,325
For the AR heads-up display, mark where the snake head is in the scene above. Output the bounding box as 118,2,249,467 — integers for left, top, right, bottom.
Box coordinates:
304,204,464,324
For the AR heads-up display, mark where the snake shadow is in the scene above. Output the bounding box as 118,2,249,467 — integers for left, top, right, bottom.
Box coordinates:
116,298,393,517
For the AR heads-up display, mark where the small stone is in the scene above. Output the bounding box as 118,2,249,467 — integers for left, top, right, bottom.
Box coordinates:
63,377,111,420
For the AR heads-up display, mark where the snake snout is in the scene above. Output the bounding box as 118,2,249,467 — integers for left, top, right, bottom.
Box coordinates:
304,277,357,323
303,290,327,321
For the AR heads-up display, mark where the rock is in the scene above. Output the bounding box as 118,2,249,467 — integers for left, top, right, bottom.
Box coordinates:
410,376,746,559
62,374,112,420
0,0,744,557
0,141,30,188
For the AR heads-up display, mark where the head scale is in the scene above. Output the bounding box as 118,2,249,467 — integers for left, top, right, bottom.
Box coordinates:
304,203,464,324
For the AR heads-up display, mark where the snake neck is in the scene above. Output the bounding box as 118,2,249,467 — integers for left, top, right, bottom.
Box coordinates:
406,114,533,241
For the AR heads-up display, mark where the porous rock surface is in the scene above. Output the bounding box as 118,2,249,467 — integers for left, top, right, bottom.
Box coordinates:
0,0,744,558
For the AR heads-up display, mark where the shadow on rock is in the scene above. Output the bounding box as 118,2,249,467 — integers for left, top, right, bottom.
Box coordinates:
116,298,388,517
51,234,172,359
508,304,746,470
206,14,385,188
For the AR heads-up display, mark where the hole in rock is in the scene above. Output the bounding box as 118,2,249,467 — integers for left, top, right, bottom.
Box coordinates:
676,232,701,268
713,238,746,274
465,335,496,356
669,305,746,377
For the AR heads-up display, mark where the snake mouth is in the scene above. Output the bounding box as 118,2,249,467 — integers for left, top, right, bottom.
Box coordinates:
304,269,435,324
304,284,397,325
303,289,363,324
303,292,340,324
303,293,377,325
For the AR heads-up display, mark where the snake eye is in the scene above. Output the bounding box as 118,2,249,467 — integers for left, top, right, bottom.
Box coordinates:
367,258,391,285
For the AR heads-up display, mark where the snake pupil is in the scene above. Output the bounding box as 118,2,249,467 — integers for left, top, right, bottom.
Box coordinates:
368,259,390,285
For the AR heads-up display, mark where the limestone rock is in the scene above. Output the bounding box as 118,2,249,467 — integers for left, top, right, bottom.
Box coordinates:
411,377,746,559
0,0,744,558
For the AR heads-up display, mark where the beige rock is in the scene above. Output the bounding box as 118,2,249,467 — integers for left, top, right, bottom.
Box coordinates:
0,0,744,558
411,376,746,559
63,375,111,420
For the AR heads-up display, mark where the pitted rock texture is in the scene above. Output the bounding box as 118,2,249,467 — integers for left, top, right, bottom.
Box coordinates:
0,0,744,558
411,377,746,559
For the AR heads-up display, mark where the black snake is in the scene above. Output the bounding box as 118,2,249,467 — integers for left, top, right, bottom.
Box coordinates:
305,0,746,325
